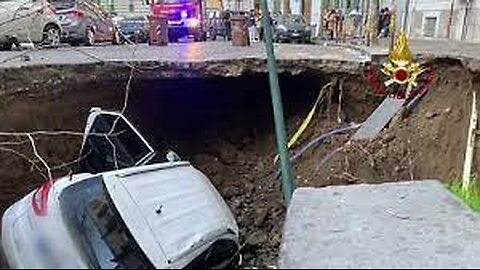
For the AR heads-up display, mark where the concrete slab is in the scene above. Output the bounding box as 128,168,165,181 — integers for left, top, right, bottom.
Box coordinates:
353,97,405,140
280,180,480,269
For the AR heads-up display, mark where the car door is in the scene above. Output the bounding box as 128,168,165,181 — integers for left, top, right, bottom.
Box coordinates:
78,108,156,174
91,2,111,41
83,1,107,41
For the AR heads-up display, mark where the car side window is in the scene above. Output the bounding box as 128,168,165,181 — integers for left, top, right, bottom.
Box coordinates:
183,239,239,269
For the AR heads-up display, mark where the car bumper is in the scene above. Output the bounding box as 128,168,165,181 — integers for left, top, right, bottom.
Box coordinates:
168,26,201,38
277,32,310,40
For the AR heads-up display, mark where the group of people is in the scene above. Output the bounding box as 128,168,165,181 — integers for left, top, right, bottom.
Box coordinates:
323,9,344,40
378,7,392,38
221,9,262,43
322,6,393,41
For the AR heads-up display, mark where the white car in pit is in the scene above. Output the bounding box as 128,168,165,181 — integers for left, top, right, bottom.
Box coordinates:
1,108,240,269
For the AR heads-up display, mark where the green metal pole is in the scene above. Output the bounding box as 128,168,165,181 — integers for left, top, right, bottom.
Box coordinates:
260,0,296,203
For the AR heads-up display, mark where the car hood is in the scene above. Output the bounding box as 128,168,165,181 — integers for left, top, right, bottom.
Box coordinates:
280,23,308,31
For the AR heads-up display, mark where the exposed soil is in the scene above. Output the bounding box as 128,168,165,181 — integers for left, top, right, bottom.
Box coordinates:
306,63,479,187
0,62,478,269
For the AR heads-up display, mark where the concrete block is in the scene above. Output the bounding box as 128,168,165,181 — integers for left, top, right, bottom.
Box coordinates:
353,97,405,141
280,180,480,269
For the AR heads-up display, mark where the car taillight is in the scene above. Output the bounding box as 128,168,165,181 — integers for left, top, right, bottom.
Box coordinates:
67,10,85,18
31,181,53,216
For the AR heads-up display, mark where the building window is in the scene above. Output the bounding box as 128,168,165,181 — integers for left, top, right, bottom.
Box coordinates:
108,0,114,13
423,16,437,37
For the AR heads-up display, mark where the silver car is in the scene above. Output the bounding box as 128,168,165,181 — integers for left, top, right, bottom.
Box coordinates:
2,108,241,269
0,0,61,50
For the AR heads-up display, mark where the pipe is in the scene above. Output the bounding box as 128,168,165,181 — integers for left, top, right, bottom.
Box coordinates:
290,123,362,162
260,0,296,204
275,123,362,177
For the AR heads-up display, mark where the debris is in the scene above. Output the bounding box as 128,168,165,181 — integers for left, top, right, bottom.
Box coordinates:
254,207,270,227
425,111,438,119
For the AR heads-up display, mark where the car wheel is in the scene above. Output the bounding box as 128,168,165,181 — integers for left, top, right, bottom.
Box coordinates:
0,42,12,51
86,28,95,46
42,25,61,48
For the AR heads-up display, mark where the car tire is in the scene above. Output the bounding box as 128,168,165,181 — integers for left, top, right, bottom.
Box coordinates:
0,42,12,51
85,28,95,46
42,24,61,48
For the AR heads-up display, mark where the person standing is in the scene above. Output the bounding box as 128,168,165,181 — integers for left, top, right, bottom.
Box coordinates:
326,9,338,40
223,10,232,41
247,9,258,43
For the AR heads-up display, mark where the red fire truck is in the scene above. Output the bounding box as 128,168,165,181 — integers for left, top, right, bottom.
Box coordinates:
148,0,207,42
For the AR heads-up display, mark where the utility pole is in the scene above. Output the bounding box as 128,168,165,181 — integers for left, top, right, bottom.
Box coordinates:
366,0,379,46
402,0,411,30
359,0,365,40
283,0,291,14
260,0,296,204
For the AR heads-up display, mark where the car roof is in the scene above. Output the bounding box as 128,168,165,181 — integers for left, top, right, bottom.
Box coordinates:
101,162,238,268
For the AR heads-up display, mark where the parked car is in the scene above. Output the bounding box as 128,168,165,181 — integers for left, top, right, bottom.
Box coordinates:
118,15,149,43
1,108,241,269
272,14,311,44
0,0,62,50
52,0,121,46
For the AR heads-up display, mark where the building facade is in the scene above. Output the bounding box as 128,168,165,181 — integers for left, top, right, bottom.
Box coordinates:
407,0,479,41
98,0,149,16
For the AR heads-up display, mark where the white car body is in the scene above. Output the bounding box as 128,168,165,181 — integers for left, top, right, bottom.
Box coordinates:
1,108,240,269
0,0,61,45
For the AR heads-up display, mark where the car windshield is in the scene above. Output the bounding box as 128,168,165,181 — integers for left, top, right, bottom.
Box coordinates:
52,0,76,10
289,15,305,24
59,176,154,269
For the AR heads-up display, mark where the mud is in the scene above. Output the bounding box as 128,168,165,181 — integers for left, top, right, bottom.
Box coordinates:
0,61,478,269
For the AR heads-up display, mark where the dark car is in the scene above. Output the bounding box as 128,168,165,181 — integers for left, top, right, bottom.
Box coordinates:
272,14,311,44
118,15,149,43
53,0,121,46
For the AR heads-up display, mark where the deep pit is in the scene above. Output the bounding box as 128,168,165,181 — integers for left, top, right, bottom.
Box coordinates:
0,60,479,268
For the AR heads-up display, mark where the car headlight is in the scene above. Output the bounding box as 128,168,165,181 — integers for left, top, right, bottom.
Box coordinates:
187,18,200,28
277,25,287,32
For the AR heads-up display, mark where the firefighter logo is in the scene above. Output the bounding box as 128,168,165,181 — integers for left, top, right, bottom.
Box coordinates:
364,30,435,100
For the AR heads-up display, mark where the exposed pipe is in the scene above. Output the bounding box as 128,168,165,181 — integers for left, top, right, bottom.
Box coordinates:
275,123,362,177
290,123,362,162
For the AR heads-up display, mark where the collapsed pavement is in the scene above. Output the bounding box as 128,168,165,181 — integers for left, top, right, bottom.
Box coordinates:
0,42,480,268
